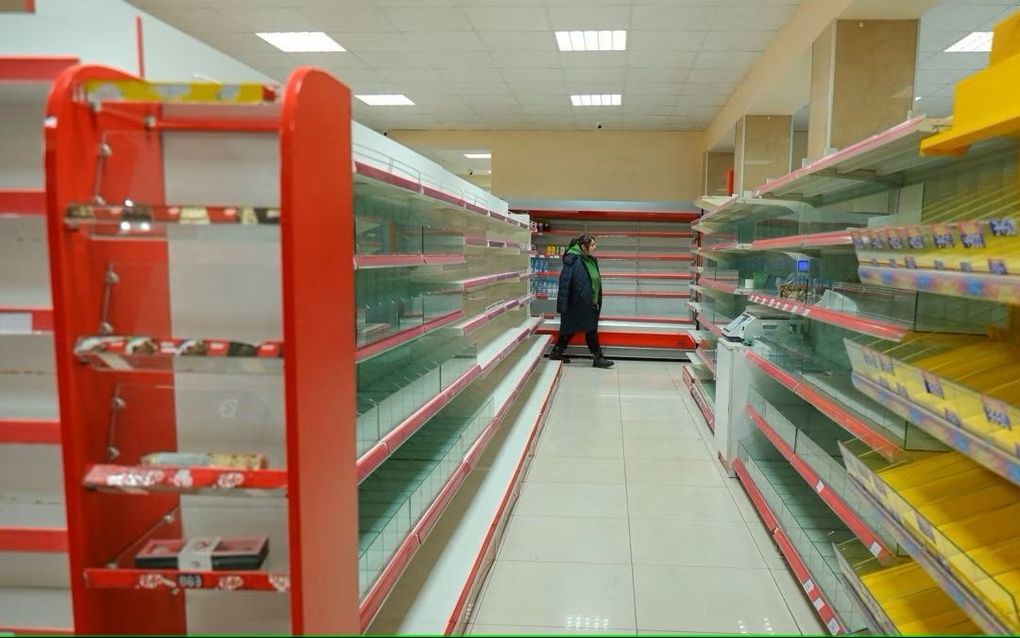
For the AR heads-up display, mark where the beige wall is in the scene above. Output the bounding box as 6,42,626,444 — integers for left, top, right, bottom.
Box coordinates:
389,129,703,202
735,115,792,195
791,130,809,171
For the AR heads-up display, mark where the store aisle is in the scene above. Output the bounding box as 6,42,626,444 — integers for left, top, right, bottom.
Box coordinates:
467,360,827,636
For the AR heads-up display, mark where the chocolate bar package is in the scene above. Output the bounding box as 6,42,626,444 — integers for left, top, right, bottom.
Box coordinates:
135,536,269,571
140,452,269,470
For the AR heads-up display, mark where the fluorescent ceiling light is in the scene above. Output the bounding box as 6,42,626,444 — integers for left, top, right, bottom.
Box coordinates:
570,94,622,106
945,31,993,53
355,94,414,106
555,30,626,52
256,31,345,53
464,152,492,159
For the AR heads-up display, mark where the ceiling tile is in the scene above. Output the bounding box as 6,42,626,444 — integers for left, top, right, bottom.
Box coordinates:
489,50,563,68
404,31,486,52
218,8,316,32
502,68,566,84
381,7,473,31
709,5,793,30
683,82,738,96
626,66,691,83
627,31,707,51
623,81,684,96
631,5,715,30
546,5,632,29
561,51,629,68
465,6,551,31
356,51,435,69
675,93,727,107
628,51,697,68
298,7,394,32
693,51,761,68
477,31,558,52
563,67,626,84
699,30,777,52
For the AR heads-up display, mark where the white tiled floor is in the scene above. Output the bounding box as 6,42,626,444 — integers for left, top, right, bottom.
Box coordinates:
467,360,828,636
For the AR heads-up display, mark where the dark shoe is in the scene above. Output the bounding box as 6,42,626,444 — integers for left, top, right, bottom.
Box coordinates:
592,357,615,369
549,349,572,363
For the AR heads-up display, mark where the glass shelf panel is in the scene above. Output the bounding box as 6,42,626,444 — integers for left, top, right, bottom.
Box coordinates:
358,397,494,597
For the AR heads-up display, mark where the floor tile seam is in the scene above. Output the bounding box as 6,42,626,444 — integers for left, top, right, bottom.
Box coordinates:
470,622,638,634
491,557,635,567
617,374,642,635
765,566,813,636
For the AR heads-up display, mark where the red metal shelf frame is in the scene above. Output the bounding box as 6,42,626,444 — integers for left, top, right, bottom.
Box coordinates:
459,294,533,333
595,252,693,261
746,404,892,559
359,338,553,630
533,271,691,280
692,347,717,376
0,526,68,553
539,324,695,350
536,229,693,238
733,457,847,635
0,189,46,216
746,351,900,459
355,309,464,363
526,209,699,223
45,65,359,633
681,367,715,430
602,290,690,298
0,56,78,82
746,292,908,341
0,306,54,332
751,230,853,251
0,418,60,444
599,315,692,324
353,253,465,269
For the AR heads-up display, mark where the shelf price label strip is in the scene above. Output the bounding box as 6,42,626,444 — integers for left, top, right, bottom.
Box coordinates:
746,351,901,460
747,405,892,559
851,373,1020,487
0,307,54,334
83,464,288,496
84,567,291,592
859,264,1020,306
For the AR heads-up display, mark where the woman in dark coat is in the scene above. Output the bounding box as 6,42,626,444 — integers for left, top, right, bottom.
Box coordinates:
549,234,614,369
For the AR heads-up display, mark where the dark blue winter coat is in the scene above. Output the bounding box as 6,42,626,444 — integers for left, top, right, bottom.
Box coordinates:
557,252,602,334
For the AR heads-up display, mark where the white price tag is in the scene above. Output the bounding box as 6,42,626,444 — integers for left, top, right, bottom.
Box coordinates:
813,597,825,611
869,541,882,557
815,480,825,493
826,618,841,634
802,578,815,593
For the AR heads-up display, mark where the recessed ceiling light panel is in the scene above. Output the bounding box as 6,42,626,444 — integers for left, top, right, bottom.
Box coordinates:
256,31,345,53
355,94,415,106
570,94,622,106
945,31,993,53
555,30,627,52
464,152,492,159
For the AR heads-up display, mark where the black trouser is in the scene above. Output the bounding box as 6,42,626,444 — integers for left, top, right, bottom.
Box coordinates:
553,329,601,356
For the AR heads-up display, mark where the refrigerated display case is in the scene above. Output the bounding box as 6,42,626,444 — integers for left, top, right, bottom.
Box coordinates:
42,64,560,635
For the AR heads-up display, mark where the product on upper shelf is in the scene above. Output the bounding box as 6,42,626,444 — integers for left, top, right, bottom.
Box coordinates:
140,452,269,470
135,536,269,571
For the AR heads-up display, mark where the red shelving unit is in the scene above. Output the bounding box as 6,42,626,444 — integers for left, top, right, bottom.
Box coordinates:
746,405,892,559
45,65,359,634
746,291,908,341
0,54,79,636
733,457,846,635
746,351,901,459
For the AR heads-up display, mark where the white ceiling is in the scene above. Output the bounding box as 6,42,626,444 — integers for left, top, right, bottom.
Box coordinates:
128,0,800,131
913,0,1020,118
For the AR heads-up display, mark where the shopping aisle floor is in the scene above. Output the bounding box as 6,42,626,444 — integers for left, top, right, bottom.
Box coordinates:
467,360,827,635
